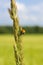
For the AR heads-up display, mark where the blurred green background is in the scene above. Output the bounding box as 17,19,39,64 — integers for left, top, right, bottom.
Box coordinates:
0,26,43,34
0,26,43,65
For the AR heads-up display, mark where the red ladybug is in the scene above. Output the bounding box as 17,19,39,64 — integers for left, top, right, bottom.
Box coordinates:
20,28,25,35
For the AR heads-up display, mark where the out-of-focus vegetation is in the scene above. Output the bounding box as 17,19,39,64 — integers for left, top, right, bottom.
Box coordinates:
0,34,43,65
0,26,13,34
0,26,43,34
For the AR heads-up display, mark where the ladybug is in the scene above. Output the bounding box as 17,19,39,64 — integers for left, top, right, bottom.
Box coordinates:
21,29,25,34
20,27,25,35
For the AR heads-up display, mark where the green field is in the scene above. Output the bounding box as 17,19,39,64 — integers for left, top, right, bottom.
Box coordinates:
0,34,43,65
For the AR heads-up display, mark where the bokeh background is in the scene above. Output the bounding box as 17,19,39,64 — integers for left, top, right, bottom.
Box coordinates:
0,0,43,65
